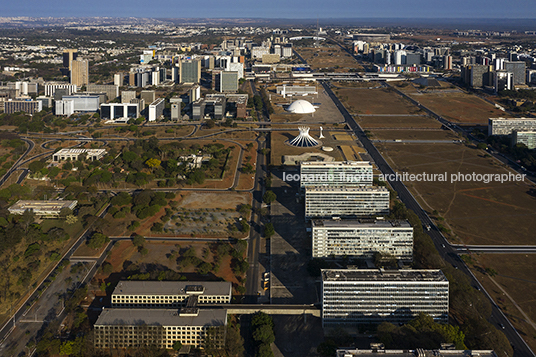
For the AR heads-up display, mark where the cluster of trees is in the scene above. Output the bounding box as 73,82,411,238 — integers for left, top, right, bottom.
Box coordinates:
251,312,275,357
487,135,536,171
117,139,231,186
377,314,466,350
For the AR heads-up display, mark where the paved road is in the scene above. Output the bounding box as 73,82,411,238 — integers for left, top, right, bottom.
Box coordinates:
245,80,269,304
452,245,536,254
321,80,534,357
0,137,34,186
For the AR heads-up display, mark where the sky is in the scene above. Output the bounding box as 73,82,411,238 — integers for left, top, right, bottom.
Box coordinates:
4,0,536,19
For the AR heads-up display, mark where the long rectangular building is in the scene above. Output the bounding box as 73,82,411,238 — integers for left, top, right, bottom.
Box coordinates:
111,281,232,308
8,200,77,217
300,161,373,188
94,308,227,350
322,269,449,327
305,186,389,219
488,117,536,136
312,219,413,261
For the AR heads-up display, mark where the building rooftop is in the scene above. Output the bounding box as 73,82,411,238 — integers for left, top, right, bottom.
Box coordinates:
95,308,227,327
322,269,448,283
8,200,77,214
55,148,106,155
313,219,411,229
301,161,372,168
111,281,232,296
337,349,497,357
306,186,388,193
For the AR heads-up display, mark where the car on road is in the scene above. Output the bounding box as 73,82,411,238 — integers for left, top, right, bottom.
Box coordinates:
499,323,505,329
442,244,445,248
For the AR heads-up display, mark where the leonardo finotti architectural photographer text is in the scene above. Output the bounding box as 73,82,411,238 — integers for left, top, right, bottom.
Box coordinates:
283,172,526,184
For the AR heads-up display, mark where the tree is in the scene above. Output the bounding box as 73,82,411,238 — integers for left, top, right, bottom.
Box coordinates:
264,223,274,238
66,214,78,225
253,324,275,345
263,190,276,204
132,234,146,247
87,232,109,249
145,158,162,169
172,341,183,351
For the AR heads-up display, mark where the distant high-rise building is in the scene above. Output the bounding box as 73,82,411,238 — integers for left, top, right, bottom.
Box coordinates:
63,49,78,70
114,73,123,87
504,61,526,86
494,70,513,92
121,90,137,104
70,59,89,87
140,90,155,106
180,59,201,84
443,55,453,70
148,98,165,122
219,71,239,92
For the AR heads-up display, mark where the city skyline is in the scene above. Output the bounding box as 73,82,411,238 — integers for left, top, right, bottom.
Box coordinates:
3,0,536,19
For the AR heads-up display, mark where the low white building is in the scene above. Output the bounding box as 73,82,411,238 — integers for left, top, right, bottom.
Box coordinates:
53,148,107,162
8,200,77,217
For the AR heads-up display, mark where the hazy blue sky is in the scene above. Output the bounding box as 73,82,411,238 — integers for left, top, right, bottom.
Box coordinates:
4,0,536,18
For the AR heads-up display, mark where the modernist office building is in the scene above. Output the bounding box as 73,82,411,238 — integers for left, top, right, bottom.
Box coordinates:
8,200,77,217
70,59,89,87
94,308,227,350
100,103,140,121
4,100,42,115
52,148,107,162
305,186,389,219
148,98,165,122
180,59,201,84
512,130,536,149
488,117,536,136
110,281,232,308
300,161,373,188
336,348,497,357
322,269,449,327
312,219,413,261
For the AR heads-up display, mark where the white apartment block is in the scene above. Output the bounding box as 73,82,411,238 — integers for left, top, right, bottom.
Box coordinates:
111,281,232,308
300,161,373,188
148,97,165,121
305,186,389,219
52,148,107,162
488,117,536,136
94,308,227,350
322,269,449,327
44,82,77,97
312,219,413,261
55,99,74,116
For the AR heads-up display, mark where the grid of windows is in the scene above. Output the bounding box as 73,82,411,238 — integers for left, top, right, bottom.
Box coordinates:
93,324,225,349
312,221,413,261
488,117,536,136
111,294,230,308
305,187,389,219
322,270,449,327
300,162,373,188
